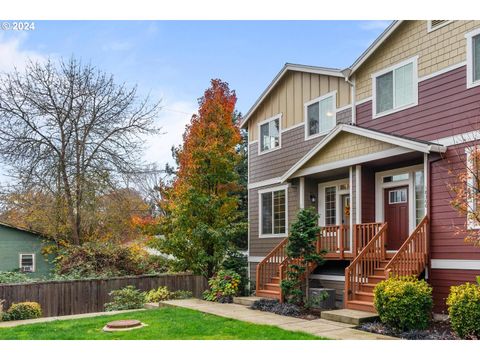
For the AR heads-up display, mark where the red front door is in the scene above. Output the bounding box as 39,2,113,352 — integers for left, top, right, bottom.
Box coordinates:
384,187,409,250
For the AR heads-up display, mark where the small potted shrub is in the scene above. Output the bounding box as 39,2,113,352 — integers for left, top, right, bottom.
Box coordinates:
446,280,480,339
203,270,240,303
2,302,42,321
374,276,433,331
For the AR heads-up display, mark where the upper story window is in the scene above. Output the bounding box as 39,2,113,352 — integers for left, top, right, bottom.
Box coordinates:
259,115,281,154
259,186,287,237
372,57,418,118
427,20,452,32
304,91,336,139
466,28,480,89
19,253,35,272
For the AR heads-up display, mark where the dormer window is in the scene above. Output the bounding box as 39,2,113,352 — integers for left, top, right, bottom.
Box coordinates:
372,57,418,118
259,115,281,154
304,91,336,139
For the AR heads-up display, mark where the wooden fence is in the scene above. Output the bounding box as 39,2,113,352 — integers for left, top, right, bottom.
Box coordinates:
0,273,208,317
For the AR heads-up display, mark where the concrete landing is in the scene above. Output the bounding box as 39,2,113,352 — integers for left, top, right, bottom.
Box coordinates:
321,309,379,326
232,296,263,307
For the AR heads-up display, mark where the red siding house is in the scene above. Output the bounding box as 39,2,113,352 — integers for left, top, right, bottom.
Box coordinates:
241,20,480,312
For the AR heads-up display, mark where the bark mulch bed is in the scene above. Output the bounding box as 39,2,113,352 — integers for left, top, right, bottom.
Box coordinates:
358,318,461,340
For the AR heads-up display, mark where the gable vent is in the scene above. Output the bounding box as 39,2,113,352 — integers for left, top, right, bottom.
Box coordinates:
428,20,451,32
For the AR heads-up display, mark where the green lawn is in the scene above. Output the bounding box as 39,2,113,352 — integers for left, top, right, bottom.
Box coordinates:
0,307,325,340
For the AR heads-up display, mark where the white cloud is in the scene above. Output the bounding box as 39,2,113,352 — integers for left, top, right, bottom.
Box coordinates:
0,33,46,73
359,20,392,31
142,100,197,167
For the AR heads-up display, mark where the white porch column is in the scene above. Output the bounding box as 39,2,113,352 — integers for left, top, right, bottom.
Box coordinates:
299,176,305,209
356,165,362,224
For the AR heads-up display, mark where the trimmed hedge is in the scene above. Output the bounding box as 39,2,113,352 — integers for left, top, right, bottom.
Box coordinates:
374,276,433,331
446,282,480,339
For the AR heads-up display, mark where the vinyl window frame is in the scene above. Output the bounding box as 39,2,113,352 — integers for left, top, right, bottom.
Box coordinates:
466,28,480,89
304,91,337,140
258,184,288,238
19,253,36,273
371,56,419,119
257,114,282,155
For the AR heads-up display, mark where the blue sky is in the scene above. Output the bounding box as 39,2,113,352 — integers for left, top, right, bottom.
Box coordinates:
0,20,390,170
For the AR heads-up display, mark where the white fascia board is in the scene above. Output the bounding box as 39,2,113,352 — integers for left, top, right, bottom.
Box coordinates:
280,124,446,182
348,21,403,76
241,64,343,129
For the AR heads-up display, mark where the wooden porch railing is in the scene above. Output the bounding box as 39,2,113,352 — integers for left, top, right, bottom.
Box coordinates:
256,238,288,292
318,225,349,256
353,222,383,255
385,216,429,278
344,223,388,304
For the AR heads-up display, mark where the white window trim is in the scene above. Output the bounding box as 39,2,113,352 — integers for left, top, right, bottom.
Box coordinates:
19,253,36,273
371,56,419,119
427,20,453,33
258,184,289,238
258,114,282,155
466,28,480,89
375,164,423,234
304,91,337,140
466,147,480,230
388,188,408,204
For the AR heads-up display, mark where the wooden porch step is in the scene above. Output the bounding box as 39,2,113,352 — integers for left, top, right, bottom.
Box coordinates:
373,268,387,276
367,275,387,284
354,291,374,302
346,300,375,313
256,289,281,300
270,276,280,284
264,283,280,291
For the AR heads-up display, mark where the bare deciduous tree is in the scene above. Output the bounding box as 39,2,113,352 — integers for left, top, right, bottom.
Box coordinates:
0,58,160,244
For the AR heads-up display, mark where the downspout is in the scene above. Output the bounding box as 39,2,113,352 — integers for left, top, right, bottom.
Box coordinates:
342,68,356,125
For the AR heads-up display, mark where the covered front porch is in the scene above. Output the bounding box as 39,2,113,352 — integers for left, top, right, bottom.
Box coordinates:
285,124,445,260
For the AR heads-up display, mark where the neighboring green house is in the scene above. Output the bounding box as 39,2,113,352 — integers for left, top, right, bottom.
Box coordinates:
0,223,53,277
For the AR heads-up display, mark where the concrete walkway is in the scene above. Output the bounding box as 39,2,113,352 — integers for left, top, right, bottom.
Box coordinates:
0,309,144,328
160,299,395,340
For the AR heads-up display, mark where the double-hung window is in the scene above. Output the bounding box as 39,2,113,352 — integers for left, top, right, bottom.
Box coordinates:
305,92,336,139
466,28,480,89
260,186,287,237
259,115,280,153
19,254,35,272
373,57,418,118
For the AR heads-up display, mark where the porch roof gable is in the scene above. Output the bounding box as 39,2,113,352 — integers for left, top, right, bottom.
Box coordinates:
280,124,447,182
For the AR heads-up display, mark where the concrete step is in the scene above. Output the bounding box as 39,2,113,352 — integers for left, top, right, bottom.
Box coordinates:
321,308,379,326
232,296,264,307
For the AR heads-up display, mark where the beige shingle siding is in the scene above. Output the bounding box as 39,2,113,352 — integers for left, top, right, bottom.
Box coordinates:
302,132,396,169
355,20,480,102
248,71,351,141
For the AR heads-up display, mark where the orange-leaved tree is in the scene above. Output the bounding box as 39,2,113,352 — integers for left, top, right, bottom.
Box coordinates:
160,79,246,279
